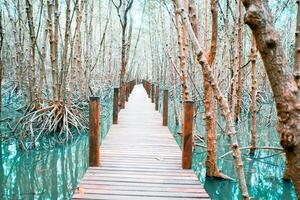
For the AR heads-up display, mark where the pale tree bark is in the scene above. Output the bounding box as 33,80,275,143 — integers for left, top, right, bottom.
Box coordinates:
235,0,244,121
229,1,241,116
174,1,190,101
204,0,208,51
174,0,249,198
188,1,198,98
112,0,134,109
84,0,94,96
25,0,37,103
47,0,58,101
16,0,25,92
4,0,22,93
189,0,223,178
77,0,85,100
53,0,59,101
205,0,221,178
249,36,257,155
68,0,84,105
243,0,300,198
60,0,71,101
294,0,300,88
171,65,180,126
168,15,180,126
38,8,49,101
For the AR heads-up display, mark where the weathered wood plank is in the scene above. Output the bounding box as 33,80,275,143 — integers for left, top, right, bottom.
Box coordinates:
73,194,208,200
73,85,210,199
78,184,205,193
79,180,205,188
74,189,208,198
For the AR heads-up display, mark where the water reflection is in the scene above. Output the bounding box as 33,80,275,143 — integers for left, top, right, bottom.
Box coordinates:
0,89,113,200
167,99,297,199
0,135,89,200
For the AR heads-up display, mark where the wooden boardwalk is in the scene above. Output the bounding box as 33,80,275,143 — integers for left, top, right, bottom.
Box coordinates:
73,85,210,200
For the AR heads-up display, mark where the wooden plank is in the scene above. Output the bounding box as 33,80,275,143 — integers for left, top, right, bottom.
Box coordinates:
74,189,208,198
73,194,208,200
79,180,205,189
77,184,204,193
73,85,210,199
81,176,200,184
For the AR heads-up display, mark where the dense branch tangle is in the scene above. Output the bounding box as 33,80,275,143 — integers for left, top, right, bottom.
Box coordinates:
0,0,106,149
112,0,134,109
173,0,249,198
0,0,299,198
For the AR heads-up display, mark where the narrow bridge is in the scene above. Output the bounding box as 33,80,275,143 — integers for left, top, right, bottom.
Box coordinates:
73,84,210,199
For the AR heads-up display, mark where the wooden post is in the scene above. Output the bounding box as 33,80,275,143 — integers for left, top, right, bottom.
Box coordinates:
163,90,168,126
89,97,100,167
125,84,129,102
155,85,159,111
144,81,147,93
129,81,133,94
151,84,155,103
113,88,119,124
182,101,194,169
147,82,151,97
132,80,135,92
120,85,125,109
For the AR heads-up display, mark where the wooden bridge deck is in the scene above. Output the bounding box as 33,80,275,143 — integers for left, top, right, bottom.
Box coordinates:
73,85,210,200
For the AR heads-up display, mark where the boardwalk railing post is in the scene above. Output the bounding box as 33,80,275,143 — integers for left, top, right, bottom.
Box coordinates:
147,82,151,97
151,84,155,103
155,85,159,111
163,90,168,126
182,101,194,169
125,83,129,102
89,97,101,167
113,88,119,124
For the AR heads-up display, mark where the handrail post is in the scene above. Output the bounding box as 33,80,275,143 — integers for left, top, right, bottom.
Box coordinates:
155,85,159,111
126,83,129,102
89,97,101,167
143,80,146,90
120,85,125,109
182,100,194,169
151,84,155,103
162,90,168,126
113,88,119,124
147,82,151,97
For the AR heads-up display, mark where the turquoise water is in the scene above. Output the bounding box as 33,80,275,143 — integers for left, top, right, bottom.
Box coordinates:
0,87,297,199
0,89,113,199
164,89,297,199
0,135,89,200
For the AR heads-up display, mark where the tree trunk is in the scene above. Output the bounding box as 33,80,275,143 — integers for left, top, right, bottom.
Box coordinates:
189,0,223,178
249,36,257,155
243,0,300,198
47,0,57,101
174,0,249,198
174,5,190,101
229,1,241,116
37,9,49,101
120,28,127,109
294,0,300,88
25,0,36,103
60,0,71,101
68,0,83,106
235,0,244,121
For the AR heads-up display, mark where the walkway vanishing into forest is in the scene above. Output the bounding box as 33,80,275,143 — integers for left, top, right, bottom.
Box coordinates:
73,85,210,199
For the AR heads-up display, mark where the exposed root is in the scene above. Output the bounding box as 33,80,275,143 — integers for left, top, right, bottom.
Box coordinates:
210,172,235,181
13,101,87,150
219,146,284,159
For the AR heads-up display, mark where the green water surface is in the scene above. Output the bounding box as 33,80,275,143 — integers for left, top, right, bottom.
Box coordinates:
0,89,298,199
